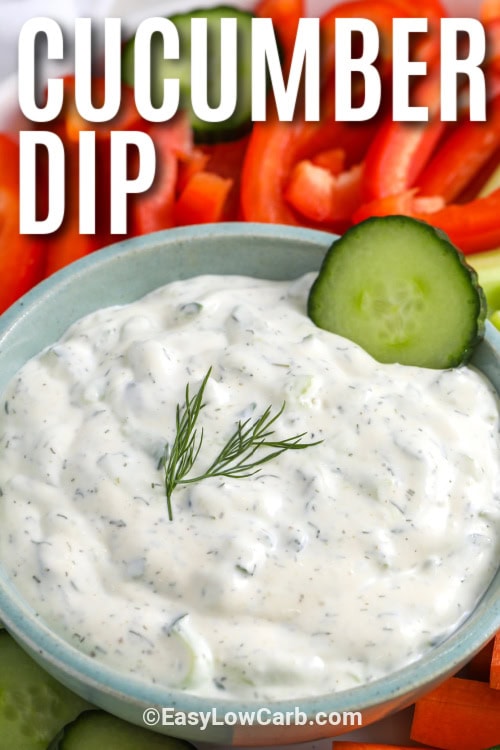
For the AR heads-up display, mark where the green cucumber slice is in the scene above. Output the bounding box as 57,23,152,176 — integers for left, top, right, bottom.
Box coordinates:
48,710,194,750
0,631,91,750
122,6,254,143
307,216,487,369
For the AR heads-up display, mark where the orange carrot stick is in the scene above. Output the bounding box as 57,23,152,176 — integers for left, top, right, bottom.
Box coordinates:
410,676,500,750
491,632,500,690
333,743,437,749
466,638,496,682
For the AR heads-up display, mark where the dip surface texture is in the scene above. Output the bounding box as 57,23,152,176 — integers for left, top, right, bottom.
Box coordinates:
0,273,499,701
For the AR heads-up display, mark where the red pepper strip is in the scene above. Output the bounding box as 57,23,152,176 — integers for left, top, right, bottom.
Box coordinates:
177,149,210,194
416,95,500,203
0,134,45,311
174,171,233,225
255,0,304,70
414,188,500,254
129,114,193,236
481,0,500,23
60,76,142,142
240,119,301,224
284,160,363,225
241,112,378,224
362,118,447,201
389,0,447,15
311,148,346,174
485,18,500,76
382,0,446,69
200,136,250,220
353,188,444,223
354,187,500,254
320,0,413,89
362,67,447,201
44,141,102,277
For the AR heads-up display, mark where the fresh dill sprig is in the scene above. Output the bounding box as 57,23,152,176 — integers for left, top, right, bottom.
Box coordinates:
161,367,322,520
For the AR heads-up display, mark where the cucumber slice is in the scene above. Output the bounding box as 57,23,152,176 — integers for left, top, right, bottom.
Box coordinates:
0,631,92,750
308,216,487,369
48,710,195,750
122,6,254,143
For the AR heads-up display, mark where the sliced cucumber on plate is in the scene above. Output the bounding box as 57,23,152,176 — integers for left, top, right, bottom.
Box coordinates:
0,631,91,750
47,710,194,750
122,6,254,143
308,215,487,369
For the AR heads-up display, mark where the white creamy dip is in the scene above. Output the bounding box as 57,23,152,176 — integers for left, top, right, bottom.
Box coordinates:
0,272,499,701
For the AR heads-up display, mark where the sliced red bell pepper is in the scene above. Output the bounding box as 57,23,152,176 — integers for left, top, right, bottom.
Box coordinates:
414,188,500,254
311,148,346,175
60,76,142,143
362,118,447,201
129,114,193,236
200,136,249,220
484,17,500,76
241,111,378,224
43,138,103,277
354,186,500,255
320,0,410,85
416,95,500,203
240,119,303,224
284,159,363,226
389,0,447,14
388,0,446,70
255,0,304,69
481,0,500,24
174,171,233,225
0,134,45,311
177,149,210,195
353,188,444,223
362,67,447,201
320,0,442,94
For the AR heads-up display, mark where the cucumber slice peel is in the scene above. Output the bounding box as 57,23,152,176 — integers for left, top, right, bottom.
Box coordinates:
308,216,487,369
47,710,195,749
0,631,92,750
122,6,254,143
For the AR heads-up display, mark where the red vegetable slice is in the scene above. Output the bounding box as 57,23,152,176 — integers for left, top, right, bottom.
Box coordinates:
416,95,500,203
284,159,363,225
174,171,233,224
43,140,101,276
129,114,193,235
410,676,500,750
0,134,45,311
241,112,377,224
255,0,304,69
362,67,447,201
491,632,500,690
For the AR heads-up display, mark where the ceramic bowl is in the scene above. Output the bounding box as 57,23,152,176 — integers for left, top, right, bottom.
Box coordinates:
0,223,499,746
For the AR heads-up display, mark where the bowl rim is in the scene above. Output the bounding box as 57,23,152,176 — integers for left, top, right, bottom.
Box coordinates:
0,221,499,719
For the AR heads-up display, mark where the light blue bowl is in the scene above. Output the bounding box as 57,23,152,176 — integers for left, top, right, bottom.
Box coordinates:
0,223,499,745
